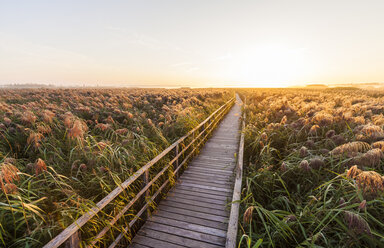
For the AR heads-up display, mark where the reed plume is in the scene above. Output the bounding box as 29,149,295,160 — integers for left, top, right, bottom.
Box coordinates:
243,206,254,224
21,111,37,124
27,131,44,149
0,162,20,193
330,141,371,157
371,141,384,151
309,124,320,135
42,110,55,123
343,211,371,235
347,165,384,195
356,124,384,141
68,120,87,140
35,158,47,176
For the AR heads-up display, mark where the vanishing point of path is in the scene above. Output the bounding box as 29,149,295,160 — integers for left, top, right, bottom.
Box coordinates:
129,95,243,248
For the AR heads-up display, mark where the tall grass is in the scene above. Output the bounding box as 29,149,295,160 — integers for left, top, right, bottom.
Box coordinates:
0,88,233,247
238,89,384,248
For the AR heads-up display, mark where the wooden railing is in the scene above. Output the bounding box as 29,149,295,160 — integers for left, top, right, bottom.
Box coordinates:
225,98,246,248
43,97,235,248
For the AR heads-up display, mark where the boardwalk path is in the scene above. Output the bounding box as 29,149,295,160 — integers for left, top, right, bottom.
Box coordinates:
130,95,243,248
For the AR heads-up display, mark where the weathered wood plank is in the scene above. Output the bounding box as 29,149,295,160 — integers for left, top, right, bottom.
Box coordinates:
180,173,233,183
129,243,152,248
138,229,223,248
132,235,185,248
168,191,228,205
155,210,228,230
165,197,226,211
181,171,233,181
187,167,234,176
160,200,229,217
190,164,235,171
181,183,233,193
183,168,232,176
190,161,235,167
200,149,236,154
179,178,232,188
143,221,226,246
157,205,228,223
177,185,232,197
149,215,227,237
170,188,231,201
195,156,235,162
179,177,231,188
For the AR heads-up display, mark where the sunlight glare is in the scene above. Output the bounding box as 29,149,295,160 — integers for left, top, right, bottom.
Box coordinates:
224,44,311,87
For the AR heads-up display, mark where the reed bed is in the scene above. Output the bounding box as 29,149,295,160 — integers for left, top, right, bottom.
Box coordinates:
238,88,384,248
0,88,232,247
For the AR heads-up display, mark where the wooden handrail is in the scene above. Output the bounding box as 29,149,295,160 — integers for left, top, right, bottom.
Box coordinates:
43,96,235,248
225,97,246,248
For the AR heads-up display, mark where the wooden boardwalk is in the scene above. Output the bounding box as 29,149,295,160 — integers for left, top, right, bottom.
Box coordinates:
130,96,243,248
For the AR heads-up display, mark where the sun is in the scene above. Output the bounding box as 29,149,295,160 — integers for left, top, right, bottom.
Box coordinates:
220,44,311,87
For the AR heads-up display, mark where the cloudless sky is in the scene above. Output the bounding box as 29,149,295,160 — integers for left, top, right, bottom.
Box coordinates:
1,0,384,87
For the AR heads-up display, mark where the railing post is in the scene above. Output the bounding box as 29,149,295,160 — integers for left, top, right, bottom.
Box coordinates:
192,131,196,154
65,231,80,248
174,144,179,178
142,169,150,219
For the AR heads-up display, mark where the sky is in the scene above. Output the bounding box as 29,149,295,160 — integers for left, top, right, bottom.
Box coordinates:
1,0,384,88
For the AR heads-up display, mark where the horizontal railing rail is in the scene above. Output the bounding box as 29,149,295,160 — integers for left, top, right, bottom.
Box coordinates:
225,97,246,248
43,96,236,248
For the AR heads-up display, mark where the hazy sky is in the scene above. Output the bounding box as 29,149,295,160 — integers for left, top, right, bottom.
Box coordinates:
1,0,384,87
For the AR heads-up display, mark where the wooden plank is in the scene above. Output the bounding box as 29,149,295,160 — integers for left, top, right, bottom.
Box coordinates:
191,160,235,167
191,160,235,166
200,148,235,153
179,176,231,187
168,191,228,205
143,221,226,246
181,182,233,193
132,234,185,248
190,164,235,171
138,229,223,248
149,215,227,237
170,188,231,201
204,144,238,149
160,200,229,217
157,205,228,223
129,243,152,248
182,171,233,181
155,210,228,230
180,173,233,183
187,167,234,176
195,156,235,162
186,169,233,177
165,197,226,211
188,168,235,175
202,148,237,152
177,185,232,197
179,179,232,190
180,175,232,185
181,170,233,179
197,156,235,161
